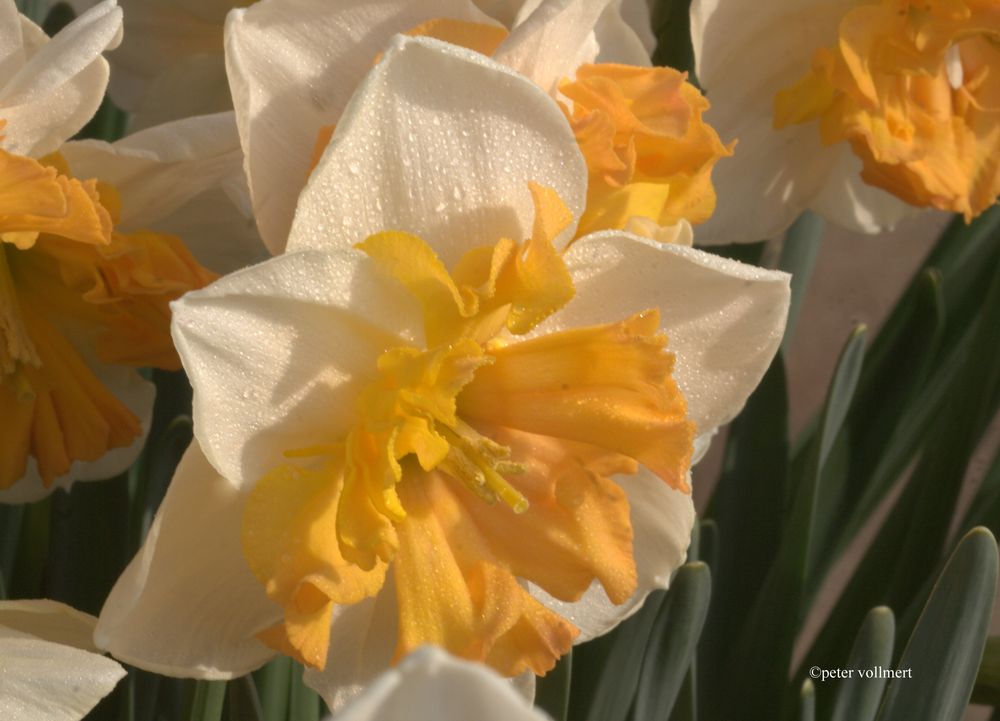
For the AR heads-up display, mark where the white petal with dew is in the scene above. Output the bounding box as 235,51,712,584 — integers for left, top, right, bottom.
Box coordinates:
225,0,497,253
550,232,790,435
287,35,586,267
0,634,125,721
172,248,422,489
95,441,280,679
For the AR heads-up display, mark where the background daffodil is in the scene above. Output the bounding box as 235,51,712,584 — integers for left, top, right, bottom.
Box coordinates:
0,2,247,502
690,0,999,243
96,37,789,711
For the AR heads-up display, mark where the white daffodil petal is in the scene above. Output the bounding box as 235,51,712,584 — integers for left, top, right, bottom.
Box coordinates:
153,185,270,275
172,248,422,488
95,442,280,679
0,1,122,156
593,0,652,66
618,0,655,53
0,0,24,78
304,578,399,713
225,0,497,254
690,0,858,243
553,232,789,435
0,599,100,653
532,468,695,643
0,634,125,721
287,35,586,266
809,144,919,233
0,366,153,505
60,111,246,231
334,647,549,721
494,0,614,91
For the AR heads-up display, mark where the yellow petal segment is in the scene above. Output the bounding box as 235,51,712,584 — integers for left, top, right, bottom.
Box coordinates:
246,184,694,677
774,0,1000,220
242,461,387,668
560,64,734,236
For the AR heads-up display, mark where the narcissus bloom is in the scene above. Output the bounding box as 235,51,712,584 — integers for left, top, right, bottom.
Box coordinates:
0,600,125,721
331,646,548,721
0,1,225,502
97,38,788,709
691,0,1000,243
225,0,730,255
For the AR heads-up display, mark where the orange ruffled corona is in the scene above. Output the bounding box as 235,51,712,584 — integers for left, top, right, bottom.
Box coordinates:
559,64,734,237
242,183,695,677
774,0,1000,220
0,149,216,491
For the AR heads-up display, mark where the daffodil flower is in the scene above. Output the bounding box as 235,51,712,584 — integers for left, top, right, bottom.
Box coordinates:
0,1,232,502
330,646,548,721
97,37,789,709
690,0,999,243
225,0,730,255
0,600,125,721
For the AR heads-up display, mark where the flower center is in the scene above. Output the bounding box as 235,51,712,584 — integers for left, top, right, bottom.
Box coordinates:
773,0,1000,220
242,184,696,677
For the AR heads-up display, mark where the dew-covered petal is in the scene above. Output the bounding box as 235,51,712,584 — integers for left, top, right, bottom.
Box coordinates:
550,232,789,435
95,441,281,678
287,35,585,267
171,248,422,488
225,0,498,253
0,632,125,721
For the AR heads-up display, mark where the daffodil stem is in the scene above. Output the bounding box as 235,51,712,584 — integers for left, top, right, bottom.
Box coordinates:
189,681,227,721
779,211,824,353
255,657,293,721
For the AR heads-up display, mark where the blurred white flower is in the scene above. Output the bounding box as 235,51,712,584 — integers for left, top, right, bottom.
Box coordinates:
0,599,125,721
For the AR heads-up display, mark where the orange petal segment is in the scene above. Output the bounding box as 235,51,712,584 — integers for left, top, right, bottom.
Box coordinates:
402,18,509,57
560,64,733,236
393,470,578,677
459,310,695,491
774,0,1000,219
0,304,141,491
0,150,112,247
